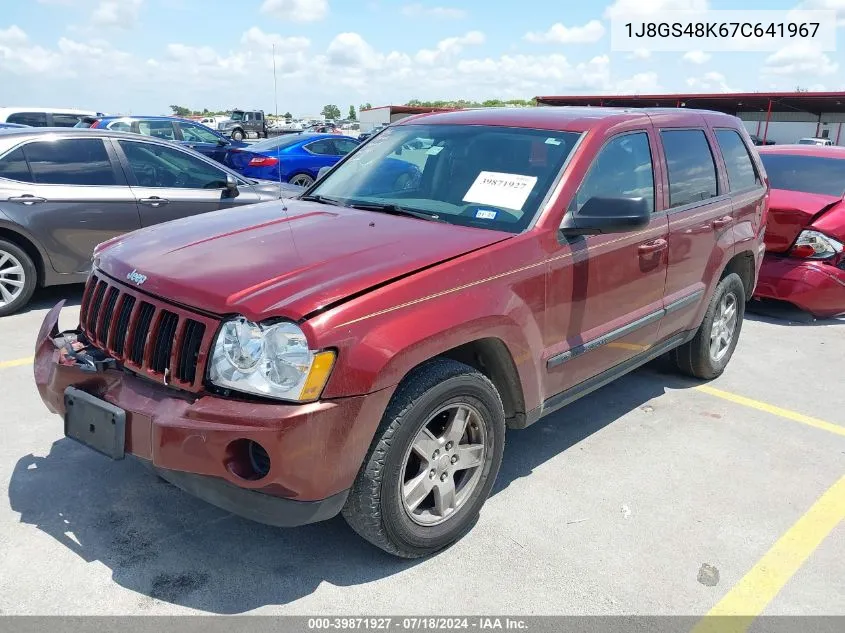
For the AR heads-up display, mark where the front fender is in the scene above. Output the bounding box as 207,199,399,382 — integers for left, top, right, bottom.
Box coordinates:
314,256,547,414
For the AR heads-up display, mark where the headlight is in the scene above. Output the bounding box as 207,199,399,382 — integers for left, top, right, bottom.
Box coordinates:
208,317,335,402
789,230,844,260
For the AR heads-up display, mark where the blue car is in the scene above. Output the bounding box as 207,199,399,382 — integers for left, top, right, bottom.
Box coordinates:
77,115,257,169
232,133,362,187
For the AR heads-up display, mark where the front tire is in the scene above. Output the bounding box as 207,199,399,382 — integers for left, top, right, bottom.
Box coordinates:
343,359,505,558
0,239,37,317
231,129,245,142
289,173,314,187
671,273,746,379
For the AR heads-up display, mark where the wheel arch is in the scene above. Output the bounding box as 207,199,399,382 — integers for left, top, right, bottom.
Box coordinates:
0,225,47,286
720,249,756,298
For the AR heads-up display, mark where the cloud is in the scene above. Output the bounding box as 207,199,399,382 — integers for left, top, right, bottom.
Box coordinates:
616,71,662,93
91,0,143,28
525,20,606,44
415,31,485,65
401,4,467,19
798,0,845,26
628,48,652,59
260,0,328,22
685,71,732,91
763,44,838,76
683,50,711,64
604,0,709,19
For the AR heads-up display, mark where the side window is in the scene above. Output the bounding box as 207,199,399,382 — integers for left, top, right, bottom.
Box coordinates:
0,148,34,182
714,129,761,192
305,139,337,156
106,121,132,133
118,140,228,189
138,120,176,140
255,112,264,121
22,139,117,186
333,138,360,155
660,130,718,208
7,112,48,127
51,113,84,127
179,123,220,143
574,132,655,213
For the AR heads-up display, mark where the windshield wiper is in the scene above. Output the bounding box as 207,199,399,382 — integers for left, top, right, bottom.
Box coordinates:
347,202,446,223
299,194,346,207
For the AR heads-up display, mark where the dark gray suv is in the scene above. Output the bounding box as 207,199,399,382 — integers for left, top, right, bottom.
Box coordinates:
0,128,301,315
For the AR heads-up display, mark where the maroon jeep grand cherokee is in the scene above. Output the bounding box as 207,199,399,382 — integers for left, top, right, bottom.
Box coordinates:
34,107,767,557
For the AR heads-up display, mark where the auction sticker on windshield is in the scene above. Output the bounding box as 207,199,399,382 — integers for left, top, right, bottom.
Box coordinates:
463,171,538,211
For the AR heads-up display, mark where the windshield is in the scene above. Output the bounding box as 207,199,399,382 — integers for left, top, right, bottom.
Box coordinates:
760,153,845,197
249,134,308,152
309,124,581,233
230,111,245,121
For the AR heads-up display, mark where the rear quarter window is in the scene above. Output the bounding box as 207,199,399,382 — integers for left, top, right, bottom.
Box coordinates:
714,129,761,192
0,147,33,182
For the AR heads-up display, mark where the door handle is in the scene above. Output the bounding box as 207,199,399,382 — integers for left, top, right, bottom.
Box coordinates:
712,216,734,229
8,195,46,205
138,197,169,207
638,238,668,255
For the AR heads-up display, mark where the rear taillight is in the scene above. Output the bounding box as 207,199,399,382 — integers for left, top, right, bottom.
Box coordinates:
248,156,279,167
89,120,100,128
788,230,844,260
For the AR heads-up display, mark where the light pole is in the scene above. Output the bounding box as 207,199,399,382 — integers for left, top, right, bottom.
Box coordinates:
272,43,278,117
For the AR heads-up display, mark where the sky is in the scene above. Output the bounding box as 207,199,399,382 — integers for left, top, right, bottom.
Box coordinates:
0,0,842,116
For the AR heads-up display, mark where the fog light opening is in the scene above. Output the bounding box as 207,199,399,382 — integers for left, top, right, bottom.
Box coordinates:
225,439,271,481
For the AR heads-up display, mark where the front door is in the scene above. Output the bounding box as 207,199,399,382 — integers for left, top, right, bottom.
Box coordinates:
545,130,669,396
0,137,140,274
113,139,261,227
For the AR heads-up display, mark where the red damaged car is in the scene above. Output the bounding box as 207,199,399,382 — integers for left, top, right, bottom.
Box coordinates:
755,145,845,318
34,107,766,557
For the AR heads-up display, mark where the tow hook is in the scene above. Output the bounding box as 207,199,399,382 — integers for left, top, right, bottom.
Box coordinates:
52,330,117,373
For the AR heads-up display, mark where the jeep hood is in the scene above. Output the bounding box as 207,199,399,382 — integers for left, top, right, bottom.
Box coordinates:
94,200,511,321
764,189,844,253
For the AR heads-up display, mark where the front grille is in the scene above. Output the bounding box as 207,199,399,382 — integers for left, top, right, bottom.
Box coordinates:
79,273,218,392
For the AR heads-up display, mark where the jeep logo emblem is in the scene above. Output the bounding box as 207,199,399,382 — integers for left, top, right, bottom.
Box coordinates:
127,269,147,285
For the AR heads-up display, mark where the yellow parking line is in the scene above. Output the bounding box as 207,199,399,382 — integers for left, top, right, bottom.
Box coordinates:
0,356,33,370
695,384,845,437
691,474,845,633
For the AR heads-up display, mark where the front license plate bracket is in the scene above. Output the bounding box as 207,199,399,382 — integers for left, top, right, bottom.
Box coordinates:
64,386,126,460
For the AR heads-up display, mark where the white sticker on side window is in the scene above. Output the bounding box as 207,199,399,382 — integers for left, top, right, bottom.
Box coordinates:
462,171,538,211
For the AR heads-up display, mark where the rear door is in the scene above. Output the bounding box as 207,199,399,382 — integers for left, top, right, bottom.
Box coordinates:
712,127,767,272
302,138,343,174
0,137,139,274
113,138,262,226
545,128,670,395
655,120,736,338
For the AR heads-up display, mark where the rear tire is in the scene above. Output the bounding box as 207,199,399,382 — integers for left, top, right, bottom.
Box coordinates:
0,239,37,317
671,273,746,379
342,359,505,558
289,173,314,187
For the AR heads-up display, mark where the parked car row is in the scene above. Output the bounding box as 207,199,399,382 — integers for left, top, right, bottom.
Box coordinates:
0,128,303,315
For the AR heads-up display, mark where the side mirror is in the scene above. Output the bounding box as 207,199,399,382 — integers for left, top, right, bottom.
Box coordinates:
560,196,650,236
217,139,228,146
317,166,331,180
224,174,240,198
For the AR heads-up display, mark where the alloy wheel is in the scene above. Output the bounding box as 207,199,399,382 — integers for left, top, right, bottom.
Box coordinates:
290,174,314,187
400,402,488,526
0,250,25,308
710,291,738,362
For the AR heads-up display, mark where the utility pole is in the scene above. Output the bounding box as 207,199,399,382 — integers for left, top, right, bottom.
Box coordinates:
272,43,278,117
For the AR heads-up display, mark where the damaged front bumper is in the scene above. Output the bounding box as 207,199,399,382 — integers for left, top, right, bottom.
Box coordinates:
34,301,392,527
